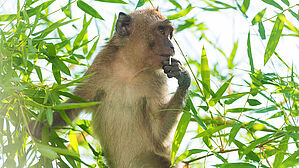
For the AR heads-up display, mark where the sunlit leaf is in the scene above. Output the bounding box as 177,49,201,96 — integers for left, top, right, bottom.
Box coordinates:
228,41,238,69
264,14,286,65
273,136,289,167
214,162,256,168
241,0,250,14
73,16,92,50
173,149,206,165
169,0,182,9
167,4,194,20
77,0,104,20
95,0,127,4
228,122,243,145
252,8,266,25
247,31,254,73
209,76,233,106
171,112,191,164
53,102,100,110
280,150,299,168
201,46,210,99
194,124,234,138
244,134,272,154
261,0,283,10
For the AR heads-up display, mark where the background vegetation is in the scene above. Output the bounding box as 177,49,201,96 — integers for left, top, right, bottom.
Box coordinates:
0,0,298,167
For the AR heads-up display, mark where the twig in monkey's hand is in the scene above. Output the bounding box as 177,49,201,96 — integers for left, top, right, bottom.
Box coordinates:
169,56,172,65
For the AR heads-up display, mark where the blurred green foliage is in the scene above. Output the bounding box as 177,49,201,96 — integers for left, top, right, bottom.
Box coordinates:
0,0,298,167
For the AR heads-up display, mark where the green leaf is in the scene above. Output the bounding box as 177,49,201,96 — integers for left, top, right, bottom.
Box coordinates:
69,131,79,153
288,9,299,21
34,66,43,82
169,0,182,10
233,140,260,162
46,108,53,126
86,38,99,60
173,149,206,165
273,136,290,168
258,21,266,40
110,14,117,38
244,134,272,154
186,97,207,130
254,106,277,113
194,124,234,138
57,91,86,102
228,41,238,69
136,0,148,8
95,0,127,4
226,108,254,113
281,0,289,6
228,122,243,145
215,162,256,168
37,144,59,160
52,64,61,84
247,99,261,106
167,4,194,20
241,0,250,14
77,0,104,20
51,57,71,76
264,14,286,65
252,9,266,25
261,0,283,10
213,152,228,163
247,31,254,73
246,115,278,130
171,112,191,164
0,14,16,21
73,16,92,50
201,46,210,99
209,76,233,106
279,150,299,168
53,102,101,110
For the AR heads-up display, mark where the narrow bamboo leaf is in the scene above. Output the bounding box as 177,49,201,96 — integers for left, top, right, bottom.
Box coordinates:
241,0,250,14
228,41,238,69
247,31,254,73
244,134,272,154
0,14,17,21
280,150,299,168
167,4,194,20
224,93,247,105
169,0,182,10
52,64,61,84
51,57,71,76
37,144,59,160
245,115,278,130
69,131,79,153
83,15,88,55
110,14,117,38
186,97,207,130
258,22,266,40
73,16,92,50
53,102,100,110
209,76,233,106
54,73,94,90
261,0,283,10
281,0,289,6
213,152,228,163
57,91,86,102
173,149,206,165
26,0,55,16
61,0,72,19
264,14,286,65
194,124,234,138
46,108,53,126
254,106,277,113
226,108,254,113
247,99,261,106
273,136,290,168
57,28,72,52
86,38,99,60
228,122,243,145
77,0,104,20
214,162,256,168
34,66,43,82
201,46,210,99
171,112,191,164
95,0,127,4
288,9,299,21
136,0,148,8
251,9,266,25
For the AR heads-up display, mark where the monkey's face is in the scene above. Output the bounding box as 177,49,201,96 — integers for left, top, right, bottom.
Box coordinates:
143,19,175,68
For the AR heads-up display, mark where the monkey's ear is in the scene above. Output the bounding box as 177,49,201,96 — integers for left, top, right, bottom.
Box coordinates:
116,12,132,36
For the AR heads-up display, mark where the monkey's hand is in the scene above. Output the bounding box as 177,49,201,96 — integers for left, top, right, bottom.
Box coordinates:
162,58,191,89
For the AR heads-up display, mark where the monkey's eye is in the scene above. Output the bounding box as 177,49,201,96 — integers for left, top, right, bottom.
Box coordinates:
158,26,166,35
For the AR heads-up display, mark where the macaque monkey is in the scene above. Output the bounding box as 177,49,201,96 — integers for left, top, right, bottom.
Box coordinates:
30,8,191,168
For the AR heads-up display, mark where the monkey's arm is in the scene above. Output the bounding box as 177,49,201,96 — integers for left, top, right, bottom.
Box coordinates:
158,58,191,139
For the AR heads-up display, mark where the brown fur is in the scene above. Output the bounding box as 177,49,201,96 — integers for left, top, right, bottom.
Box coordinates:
32,9,190,168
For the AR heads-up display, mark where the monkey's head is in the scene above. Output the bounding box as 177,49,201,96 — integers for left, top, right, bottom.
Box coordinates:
113,9,175,68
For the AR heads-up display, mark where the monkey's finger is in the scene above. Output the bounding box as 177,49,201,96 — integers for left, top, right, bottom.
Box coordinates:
166,71,180,78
